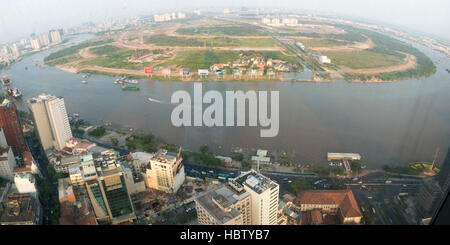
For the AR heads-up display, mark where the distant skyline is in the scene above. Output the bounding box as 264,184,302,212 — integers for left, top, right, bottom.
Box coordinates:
1,0,450,44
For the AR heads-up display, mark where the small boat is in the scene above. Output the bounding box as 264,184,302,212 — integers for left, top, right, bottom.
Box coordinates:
126,79,139,84
81,81,88,84
12,88,22,98
122,86,140,91
446,68,450,74
2,75,12,86
148,97,162,103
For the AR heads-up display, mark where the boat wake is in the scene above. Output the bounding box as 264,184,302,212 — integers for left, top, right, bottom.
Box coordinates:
147,97,163,103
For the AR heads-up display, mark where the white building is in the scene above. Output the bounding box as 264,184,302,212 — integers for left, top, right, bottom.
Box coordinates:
144,149,185,193
282,18,298,26
13,172,37,193
231,170,279,225
318,56,331,64
28,94,73,151
39,33,50,46
30,38,41,50
50,30,62,44
0,147,16,180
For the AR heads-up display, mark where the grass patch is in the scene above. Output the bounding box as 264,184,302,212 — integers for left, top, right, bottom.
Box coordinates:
79,47,152,70
88,126,107,138
322,50,404,69
295,37,351,48
144,34,275,47
160,49,241,70
383,162,439,175
176,25,269,36
44,39,113,63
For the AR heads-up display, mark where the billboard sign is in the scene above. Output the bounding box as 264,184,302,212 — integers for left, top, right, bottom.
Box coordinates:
198,69,209,76
145,68,154,74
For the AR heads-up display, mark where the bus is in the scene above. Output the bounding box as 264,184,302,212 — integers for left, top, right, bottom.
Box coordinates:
218,173,230,178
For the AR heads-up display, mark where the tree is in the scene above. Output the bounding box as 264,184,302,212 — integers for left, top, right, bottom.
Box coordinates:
351,161,362,175
288,179,313,194
110,137,119,146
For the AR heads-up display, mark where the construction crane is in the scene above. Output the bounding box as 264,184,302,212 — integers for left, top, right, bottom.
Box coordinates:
431,148,439,169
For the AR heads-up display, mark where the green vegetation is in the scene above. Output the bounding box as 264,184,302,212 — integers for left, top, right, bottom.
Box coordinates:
0,177,7,187
88,126,107,138
47,166,68,180
125,133,158,152
79,46,152,70
280,156,295,167
286,28,367,43
160,49,240,70
323,50,404,69
295,37,351,48
44,39,113,64
34,174,60,225
231,153,244,161
110,137,119,146
340,25,436,81
45,55,80,66
241,160,252,170
176,25,269,36
287,179,313,194
383,162,439,175
161,143,178,153
192,145,225,167
144,34,276,47
351,161,362,175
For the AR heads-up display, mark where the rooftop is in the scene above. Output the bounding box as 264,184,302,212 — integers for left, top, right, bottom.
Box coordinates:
297,190,362,218
195,184,248,224
231,169,277,194
0,193,39,225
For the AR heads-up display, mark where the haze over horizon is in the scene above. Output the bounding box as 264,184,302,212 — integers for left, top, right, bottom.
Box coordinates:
1,0,449,44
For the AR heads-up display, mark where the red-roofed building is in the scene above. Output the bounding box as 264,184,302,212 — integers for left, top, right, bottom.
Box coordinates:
296,190,362,224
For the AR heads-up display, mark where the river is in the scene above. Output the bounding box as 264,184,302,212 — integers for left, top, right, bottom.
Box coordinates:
2,34,450,169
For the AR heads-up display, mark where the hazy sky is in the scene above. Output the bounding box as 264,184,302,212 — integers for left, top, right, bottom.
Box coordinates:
1,0,450,44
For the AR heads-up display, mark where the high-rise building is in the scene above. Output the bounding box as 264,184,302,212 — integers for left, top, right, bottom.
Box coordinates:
145,149,185,193
50,30,62,44
195,184,251,225
27,94,73,151
85,164,135,224
11,43,20,57
39,33,50,46
0,146,16,180
0,99,28,154
30,38,40,50
231,170,279,225
416,179,443,219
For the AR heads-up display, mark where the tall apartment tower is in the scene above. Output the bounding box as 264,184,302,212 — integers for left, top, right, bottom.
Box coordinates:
27,94,72,151
49,30,62,44
145,149,185,193
39,33,50,46
0,99,28,154
231,170,279,225
29,38,40,50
